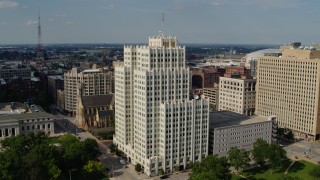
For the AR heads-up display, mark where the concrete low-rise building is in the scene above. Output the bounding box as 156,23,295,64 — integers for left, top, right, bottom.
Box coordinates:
209,111,276,156
0,102,54,139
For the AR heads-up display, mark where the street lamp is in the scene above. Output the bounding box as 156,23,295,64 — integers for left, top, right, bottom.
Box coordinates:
68,169,77,180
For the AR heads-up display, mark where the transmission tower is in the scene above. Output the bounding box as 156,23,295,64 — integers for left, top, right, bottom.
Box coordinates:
36,11,44,60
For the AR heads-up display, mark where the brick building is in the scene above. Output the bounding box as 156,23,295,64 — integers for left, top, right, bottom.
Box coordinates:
191,66,225,88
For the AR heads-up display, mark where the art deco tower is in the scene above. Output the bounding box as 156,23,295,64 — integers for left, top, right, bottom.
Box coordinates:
113,35,209,176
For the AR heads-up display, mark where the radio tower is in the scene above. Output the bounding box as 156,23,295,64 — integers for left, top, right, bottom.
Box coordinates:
36,10,44,60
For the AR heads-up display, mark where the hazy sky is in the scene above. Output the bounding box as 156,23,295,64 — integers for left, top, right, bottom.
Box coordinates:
0,0,319,44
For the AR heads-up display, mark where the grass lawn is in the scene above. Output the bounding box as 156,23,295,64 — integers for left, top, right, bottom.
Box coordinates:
287,160,318,179
240,166,285,180
231,173,245,180
237,160,317,180
45,137,60,144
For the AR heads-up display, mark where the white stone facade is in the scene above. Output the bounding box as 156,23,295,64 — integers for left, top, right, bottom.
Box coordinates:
218,77,256,116
0,112,54,139
113,36,209,176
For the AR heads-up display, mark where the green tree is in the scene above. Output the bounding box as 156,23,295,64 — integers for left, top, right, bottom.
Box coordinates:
0,132,60,180
252,139,270,167
268,143,287,173
227,147,250,172
48,160,62,180
110,118,115,128
24,143,60,180
135,163,142,172
109,143,117,153
175,166,180,172
0,133,103,180
285,130,294,141
83,160,105,173
159,169,164,175
189,155,231,180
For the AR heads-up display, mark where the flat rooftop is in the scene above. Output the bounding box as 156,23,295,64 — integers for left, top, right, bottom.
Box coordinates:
83,69,100,73
209,111,270,129
48,75,64,80
0,102,45,116
0,112,53,122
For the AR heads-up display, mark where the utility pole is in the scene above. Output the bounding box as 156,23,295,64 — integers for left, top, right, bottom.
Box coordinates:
68,169,76,180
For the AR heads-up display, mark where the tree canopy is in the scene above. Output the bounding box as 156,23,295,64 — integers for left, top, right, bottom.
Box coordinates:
268,143,287,172
0,132,104,180
228,146,250,172
252,138,270,167
252,138,287,172
189,155,231,180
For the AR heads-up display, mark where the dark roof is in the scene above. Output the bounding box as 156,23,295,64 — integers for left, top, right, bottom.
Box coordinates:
98,110,114,118
81,94,114,108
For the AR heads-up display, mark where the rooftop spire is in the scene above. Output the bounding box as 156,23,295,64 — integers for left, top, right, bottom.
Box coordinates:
159,13,164,37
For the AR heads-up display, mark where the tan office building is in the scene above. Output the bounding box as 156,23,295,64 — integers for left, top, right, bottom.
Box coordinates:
202,88,219,111
218,77,256,116
64,67,114,115
256,48,320,140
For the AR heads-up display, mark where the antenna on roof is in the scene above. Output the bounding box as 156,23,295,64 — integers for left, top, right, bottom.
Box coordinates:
159,12,164,37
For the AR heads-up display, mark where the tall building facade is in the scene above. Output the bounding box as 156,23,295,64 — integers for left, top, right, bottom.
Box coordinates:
64,67,113,115
113,36,209,176
218,77,256,116
47,75,64,104
256,48,320,140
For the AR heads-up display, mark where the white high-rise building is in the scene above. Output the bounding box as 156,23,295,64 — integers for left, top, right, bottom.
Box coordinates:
113,35,209,176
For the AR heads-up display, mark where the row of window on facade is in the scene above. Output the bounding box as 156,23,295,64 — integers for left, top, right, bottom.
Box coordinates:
21,124,51,131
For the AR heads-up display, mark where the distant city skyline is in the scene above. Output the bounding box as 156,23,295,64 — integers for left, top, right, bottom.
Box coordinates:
0,0,319,45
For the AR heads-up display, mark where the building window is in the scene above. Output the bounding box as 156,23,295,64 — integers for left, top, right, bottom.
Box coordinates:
12,128,15,136
5,129,8,136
